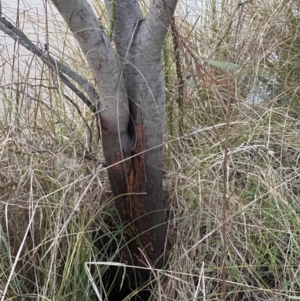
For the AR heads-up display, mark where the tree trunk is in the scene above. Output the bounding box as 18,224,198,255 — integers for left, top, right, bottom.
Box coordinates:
51,0,178,270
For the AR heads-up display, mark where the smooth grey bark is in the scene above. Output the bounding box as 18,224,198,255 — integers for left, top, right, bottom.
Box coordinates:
50,0,178,269
50,1,133,216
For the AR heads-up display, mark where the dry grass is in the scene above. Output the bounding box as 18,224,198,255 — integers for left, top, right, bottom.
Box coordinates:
1,0,300,300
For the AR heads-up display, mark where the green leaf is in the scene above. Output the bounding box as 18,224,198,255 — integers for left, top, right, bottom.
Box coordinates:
207,59,239,70
188,77,195,89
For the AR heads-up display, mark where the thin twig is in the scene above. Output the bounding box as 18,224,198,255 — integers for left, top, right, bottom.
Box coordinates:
171,17,184,135
63,93,93,152
208,0,252,60
221,80,235,301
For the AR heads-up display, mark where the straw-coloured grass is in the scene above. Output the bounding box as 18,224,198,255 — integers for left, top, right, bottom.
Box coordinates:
1,0,300,300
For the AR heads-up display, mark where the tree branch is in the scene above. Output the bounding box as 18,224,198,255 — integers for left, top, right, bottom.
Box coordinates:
104,0,143,59
140,0,178,55
0,16,98,112
51,0,129,137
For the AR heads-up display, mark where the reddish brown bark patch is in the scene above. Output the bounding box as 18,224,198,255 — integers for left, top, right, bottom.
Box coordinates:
111,124,157,266
111,150,126,175
101,120,163,269
97,114,111,135
128,124,156,263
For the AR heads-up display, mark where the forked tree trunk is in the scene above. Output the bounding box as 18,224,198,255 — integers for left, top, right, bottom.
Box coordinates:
51,0,178,270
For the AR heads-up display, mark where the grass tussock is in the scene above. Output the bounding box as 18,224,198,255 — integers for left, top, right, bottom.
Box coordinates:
1,0,300,300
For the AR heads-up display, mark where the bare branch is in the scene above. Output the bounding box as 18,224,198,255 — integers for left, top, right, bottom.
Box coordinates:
0,16,97,112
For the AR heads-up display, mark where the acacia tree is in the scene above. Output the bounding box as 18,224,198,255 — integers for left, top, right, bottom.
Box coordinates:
0,0,178,273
